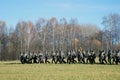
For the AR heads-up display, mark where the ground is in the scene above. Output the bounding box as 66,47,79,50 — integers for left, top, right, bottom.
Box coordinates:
0,61,120,80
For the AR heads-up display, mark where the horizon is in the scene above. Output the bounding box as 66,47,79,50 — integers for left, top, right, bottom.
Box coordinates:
0,0,120,30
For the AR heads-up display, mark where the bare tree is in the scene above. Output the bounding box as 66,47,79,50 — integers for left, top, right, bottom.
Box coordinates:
49,17,58,52
36,18,47,51
102,13,120,49
0,20,8,60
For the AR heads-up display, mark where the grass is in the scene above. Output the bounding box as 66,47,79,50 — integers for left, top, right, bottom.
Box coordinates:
0,60,120,80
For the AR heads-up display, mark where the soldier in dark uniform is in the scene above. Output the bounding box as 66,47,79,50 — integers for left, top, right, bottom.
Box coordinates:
81,50,85,63
20,51,25,64
86,50,92,64
51,51,56,64
77,49,85,63
77,50,81,63
24,51,28,63
100,50,107,64
91,50,96,64
115,49,120,64
33,51,38,63
55,50,66,64
99,50,102,63
112,50,116,64
61,50,66,64
44,51,50,63
71,50,77,64
107,49,112,64
67,50,72,64
30,51,33,63
38,51,44,63
55,50,62,64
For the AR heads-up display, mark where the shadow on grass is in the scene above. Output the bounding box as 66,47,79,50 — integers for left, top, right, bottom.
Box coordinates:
6,62,21,65
1,61,120,65
0,61,21,65
84,62,120,65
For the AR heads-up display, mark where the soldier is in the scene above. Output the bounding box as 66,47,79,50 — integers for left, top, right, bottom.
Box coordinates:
86,50,92,64
26,51,32,63
51,51,56,64
55,50,62,64
29,51,33,64
111,50,116,64
91,50,96,64
81,50,85,63
100,50,107,64
77,49,85,63
80,47,85,59
107,49,112,64
115,49,120,64
77,49,81,63
58,50,62,63
61,50,66,64
25,51,29,63
20,51,25,64
33,51,38,63
71,50,77,63
44,51,50,63
66,50,72,64
38,51,44,63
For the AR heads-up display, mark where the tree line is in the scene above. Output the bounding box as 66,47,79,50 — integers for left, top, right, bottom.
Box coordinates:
0,13,120,60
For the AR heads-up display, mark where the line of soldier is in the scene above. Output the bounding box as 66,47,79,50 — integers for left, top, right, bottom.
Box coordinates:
20,49,120,64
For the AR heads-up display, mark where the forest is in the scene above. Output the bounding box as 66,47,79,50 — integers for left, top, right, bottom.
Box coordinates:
0,13,120,60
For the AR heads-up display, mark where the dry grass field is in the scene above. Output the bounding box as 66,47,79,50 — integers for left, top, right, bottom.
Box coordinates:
0,61,120,80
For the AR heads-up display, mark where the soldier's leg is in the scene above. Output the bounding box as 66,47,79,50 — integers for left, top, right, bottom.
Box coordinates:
67,58,70,64
55,58,58,64
78,58,80,63
108,58,111,64
104,59,107,64
22,58,25,64
86,58,89,64
82,58,85,64
45,58,47,63
52,58,55,63
115,56,119,64
67,58,69,63
113,58,115,64
62,58,66,64
74,59,77,63
93,58,95,64
47,60,50,63
34,57,37,63
52,59,54,63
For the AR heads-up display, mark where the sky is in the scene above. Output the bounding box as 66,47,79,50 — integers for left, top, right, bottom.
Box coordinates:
0,0,120,29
